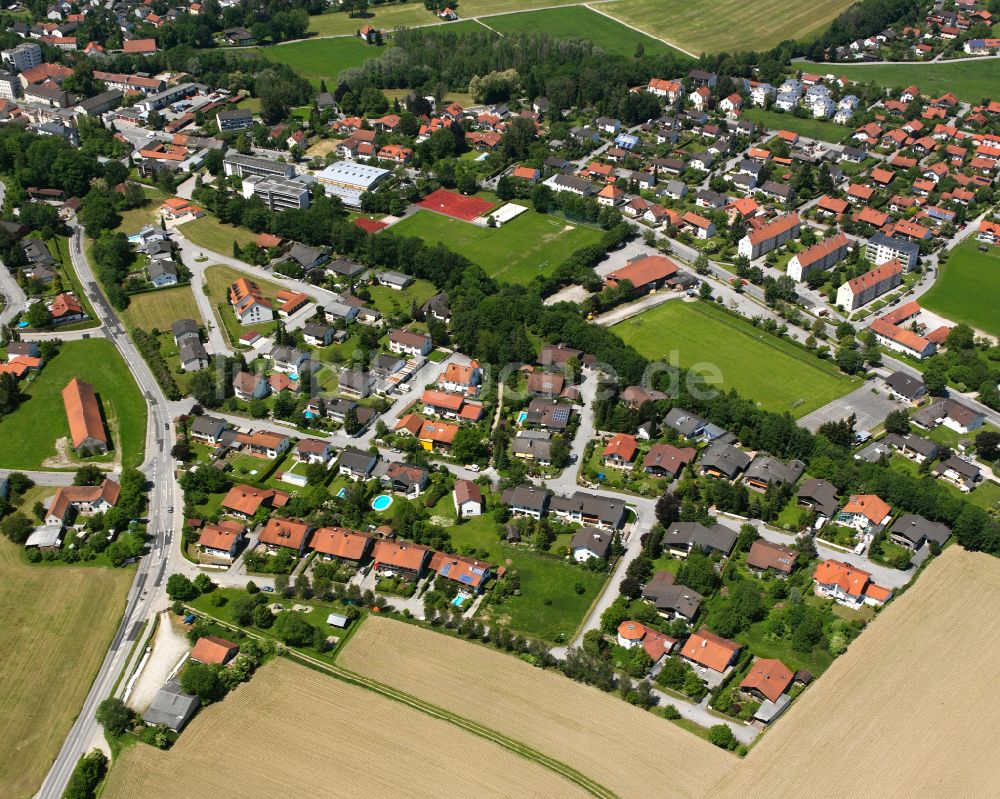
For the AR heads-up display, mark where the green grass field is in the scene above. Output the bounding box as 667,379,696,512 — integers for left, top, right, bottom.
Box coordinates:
180,215,256,254
368,279,437,317
604,0,853,54
612,300,859,417
120,285,201,333
800,58,1000,104
0,539,133,798
390,207,603,285
260,37,384,86
0,339,147,470
743,108,850,144
921,239,1000,338
486,6,683,58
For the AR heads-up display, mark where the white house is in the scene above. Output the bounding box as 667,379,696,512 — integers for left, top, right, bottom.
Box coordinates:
453,479,484,518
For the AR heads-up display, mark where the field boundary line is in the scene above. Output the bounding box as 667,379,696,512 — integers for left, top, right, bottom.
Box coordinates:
187,609,621,799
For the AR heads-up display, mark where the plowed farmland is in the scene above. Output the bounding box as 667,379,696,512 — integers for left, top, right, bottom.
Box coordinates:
339,617,736,799
101,658,592,799
710,546,1000,799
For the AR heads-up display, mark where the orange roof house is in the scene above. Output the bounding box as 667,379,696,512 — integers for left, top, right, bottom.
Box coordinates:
309,527,373,561
429,552,494,592
50,292,84,321
372,539,432,578
46,480,120,524
221,484,289,518
681,628,742,674
62,378,107,454
813,559,892,606
190,635,239,665
419,420,459,450
258,517,312,553
123,38,157,54
604,255,678,292
739,658,794,703
197,521,245,558
602,433,638,466
837,494,891,529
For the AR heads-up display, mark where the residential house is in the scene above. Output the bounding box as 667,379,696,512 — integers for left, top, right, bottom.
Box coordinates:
294,438,335,465
813,559,892,607
380,461,429,498
663,408,706,439
389,329,432,357
550,492,626,530
197,521,245,561
309,527,374,563
419,420,459,451
453,479,484,518
739,658,794,704
933,455,982,492
883,371,925,403
339,368,374,400
235,430,290,459
570,527,612,562
430,553,494,595
663,521,738,559
680,628,742,679
338,448,377,480
602,433,638,470
913,399,984,435
746,539,798,577
220,484,289,519
372,539,432,580
641,571,703,621
232,372,269,401
700,439,751,480
642,444,695,479
258,517,312,555
743,455,805,491
889,513,950,550
45,480,120,526
190,415,228,446
501,484,551,520
835,494,891,532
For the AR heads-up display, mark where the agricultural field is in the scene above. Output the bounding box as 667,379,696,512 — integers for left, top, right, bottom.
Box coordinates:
800,57,1000,104
0,538,133,799
260,37,383,86
921,239,1000,338
0,339,147,470
101,658,593,799
612,300,859,417
603,0,853,55
339,617,737,799
486,6,682,59
120,285,201,333
710,547,1000,798
179,214,256,254
744,108,850,144
390,207,604,285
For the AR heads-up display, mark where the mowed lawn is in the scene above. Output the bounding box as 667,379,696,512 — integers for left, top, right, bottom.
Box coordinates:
390,207,604,285
604,0,854,54
0,339,147,470
487,6,684,58
744,108,850,144
613,300,859,417
120,285,201,332
0,539,133,799
180,214,255,254
921,239,1000,338
260,37,382,86
799,58,1000,104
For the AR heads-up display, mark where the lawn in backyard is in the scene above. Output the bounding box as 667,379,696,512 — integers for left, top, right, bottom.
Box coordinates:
447,512,608,643
745,108,850,143
260,37,384,86
367,279,437,317
920,239,1000,338
612,300,859,417
203,264,282,346
486,6,684,59
180,214,256,254
603,0,854,54
120,285,201,332
0,538,134,799
799,57,1000,104
0,338,147,470
390,206,603,285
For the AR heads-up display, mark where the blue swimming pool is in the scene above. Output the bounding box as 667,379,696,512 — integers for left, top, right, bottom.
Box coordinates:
516,411,527,425
303,411,314,419
337,487,348,498
371,494,394,511
17,321,29,328
288,373,299,381
452,595,467,608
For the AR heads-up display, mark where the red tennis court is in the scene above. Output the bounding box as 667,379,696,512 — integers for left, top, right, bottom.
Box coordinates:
353,217,388,233
416,188,496,221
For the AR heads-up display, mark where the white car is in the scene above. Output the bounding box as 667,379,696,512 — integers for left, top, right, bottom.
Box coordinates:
464,464,481,472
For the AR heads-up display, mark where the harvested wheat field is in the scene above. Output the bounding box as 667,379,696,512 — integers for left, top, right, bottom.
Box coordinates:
712,546,1000,799
339,617,736,799
101,658,591,799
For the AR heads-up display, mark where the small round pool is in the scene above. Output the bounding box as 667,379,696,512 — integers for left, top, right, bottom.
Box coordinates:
17,321,29,328
371,494,394,511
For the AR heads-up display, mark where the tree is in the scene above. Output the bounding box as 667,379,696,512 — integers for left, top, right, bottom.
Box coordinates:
698,280,713,300
95,697,132,736
166,573,200,601
180,661,224,702
231,593,256,626
273,610,314,645
74,464,106,486
923,359,949,395
452,426,487,463
619,575,641,599
253,604,275,629
64,750,107,799
655,490,680,526
975,431,1000,461
26,301,52,329
676,552,718,595
709,724,737,750
884,409,911,435
0,512,32,544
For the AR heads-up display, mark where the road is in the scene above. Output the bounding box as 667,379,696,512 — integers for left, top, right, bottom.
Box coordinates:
36,224,182,799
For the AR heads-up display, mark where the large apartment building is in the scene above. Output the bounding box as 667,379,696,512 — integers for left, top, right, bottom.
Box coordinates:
866,231,920,271
737,212,800,260
223,152,296,180
836,258,903,311
786,231,851,282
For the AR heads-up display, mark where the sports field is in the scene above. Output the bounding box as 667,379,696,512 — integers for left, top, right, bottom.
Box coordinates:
260,37,383,86
0,339,147,470
711,547,1000,798
417,188,497,221
101,658,592,799
612,300,859,417
179,215,255,254
0,538,133,799
603,0,853,55
486,6,683,58
799,58,1000,104
120,285,201,333
921,238,1000,338
743,108,850,144
390,206,604,285
340,617,737,799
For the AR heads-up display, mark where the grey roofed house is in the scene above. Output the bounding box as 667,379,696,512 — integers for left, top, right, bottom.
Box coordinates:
549,491,626,529
744,455,805,489
6,341,39,359
371,353,405,377
326,257,365,277
913,398,983,432
640,569,675,601
339,368,373,397
882,432,939,461
855,440,892,462
302,322,334,344
512,434,553,463
324,300,358,321
178,337,208,370
884,370,925,401
544,155,570,171
26,524,63,548
550,174,595,195
376,270,413,289
524,398,573,430
190,414,227,443
649,583,703,620
501,483,551,515
761,180,794,201
700,440,751,479
287,243,328,269
270,345,308,368
694,188,725,207
889,513,950,549
663,521,738,557
423,292,451,322
146,238,173,257
316,91,336,109
22,238,55,265
796,478,838,518
663,408,706,438
148,259,178,282
570,527,612,559
143,679,200,731
933,455,981,486
338,447,377,478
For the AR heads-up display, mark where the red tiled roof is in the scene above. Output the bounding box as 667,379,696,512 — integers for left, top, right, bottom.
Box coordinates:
62,378,107,449
739,658,793,703
190,635,238,665
310,527,372,560
681,628,742,673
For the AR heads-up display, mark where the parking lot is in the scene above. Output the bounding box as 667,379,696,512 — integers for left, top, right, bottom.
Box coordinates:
799,382,903,434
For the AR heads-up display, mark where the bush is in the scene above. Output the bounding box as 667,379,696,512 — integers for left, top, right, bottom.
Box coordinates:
63,749,107,799
663,704,681,720
709,724,738,750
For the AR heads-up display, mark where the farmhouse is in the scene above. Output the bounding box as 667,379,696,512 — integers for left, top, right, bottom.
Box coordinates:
813,559,892,607
45,479,120,526
62,377,107,455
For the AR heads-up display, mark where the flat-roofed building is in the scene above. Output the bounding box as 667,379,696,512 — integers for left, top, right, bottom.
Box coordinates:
315,160,390,206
